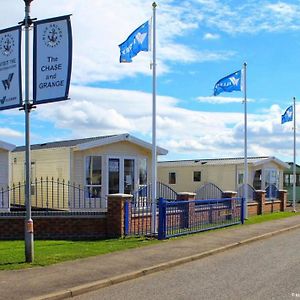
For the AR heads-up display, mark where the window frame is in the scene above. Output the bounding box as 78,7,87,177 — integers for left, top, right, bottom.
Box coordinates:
169,172,176,185
193,171,201,182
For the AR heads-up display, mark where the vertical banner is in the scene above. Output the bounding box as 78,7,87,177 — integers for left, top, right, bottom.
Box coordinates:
33,15,72,104
0,26,22,110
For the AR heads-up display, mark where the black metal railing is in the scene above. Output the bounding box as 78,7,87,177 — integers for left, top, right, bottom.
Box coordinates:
0,178,106,212
126,182,178,236
195,183,223,200
237,184,257,202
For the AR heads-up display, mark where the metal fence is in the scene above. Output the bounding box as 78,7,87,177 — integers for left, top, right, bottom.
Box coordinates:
158,197,244,239
237,184,257,202
125,182,178,236
195,183,223,200
0,178,106,212
266,184,279,200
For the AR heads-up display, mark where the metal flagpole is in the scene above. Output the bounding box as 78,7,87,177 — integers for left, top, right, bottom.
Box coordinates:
293,97,296,212
243,62,248,219
24,0,34,262
151,2,157,234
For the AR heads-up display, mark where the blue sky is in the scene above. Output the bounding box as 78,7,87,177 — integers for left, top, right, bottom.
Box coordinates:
0,0,299,162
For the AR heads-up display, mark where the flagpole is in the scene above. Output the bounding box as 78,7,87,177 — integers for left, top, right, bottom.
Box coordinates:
293,97,296,212
151,2,157,234
243,62,248,219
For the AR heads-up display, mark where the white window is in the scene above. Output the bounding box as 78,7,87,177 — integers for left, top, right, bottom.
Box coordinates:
85,156,102,198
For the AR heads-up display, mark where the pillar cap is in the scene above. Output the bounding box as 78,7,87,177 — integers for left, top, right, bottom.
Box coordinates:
107,193,133,198
255,190,266,193
177,192,196,196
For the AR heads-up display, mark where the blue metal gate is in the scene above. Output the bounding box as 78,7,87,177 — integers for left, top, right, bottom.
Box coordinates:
158,197,244,239
125,182,178,236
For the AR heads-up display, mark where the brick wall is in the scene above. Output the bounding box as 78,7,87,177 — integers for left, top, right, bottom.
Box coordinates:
0,215,107,240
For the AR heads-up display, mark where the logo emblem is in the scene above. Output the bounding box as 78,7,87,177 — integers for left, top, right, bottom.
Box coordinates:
42,24,63,48
2,73,14,90
287,108,293,118
229,76,240,86
0,96,6,104
0,33,15,56
135,32,147,45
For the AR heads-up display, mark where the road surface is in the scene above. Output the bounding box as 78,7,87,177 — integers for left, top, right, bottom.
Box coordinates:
74,228,300,300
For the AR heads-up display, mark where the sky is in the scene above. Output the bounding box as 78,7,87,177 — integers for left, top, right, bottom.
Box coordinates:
0,0,299,162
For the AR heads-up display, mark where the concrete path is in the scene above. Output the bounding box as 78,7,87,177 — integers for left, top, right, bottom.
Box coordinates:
0,215,299,300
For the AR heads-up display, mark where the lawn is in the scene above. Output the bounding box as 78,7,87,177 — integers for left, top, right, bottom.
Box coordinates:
0,237,159,271
0,211,299,271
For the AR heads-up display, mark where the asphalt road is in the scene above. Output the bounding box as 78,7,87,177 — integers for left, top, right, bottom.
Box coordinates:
74,228,300,300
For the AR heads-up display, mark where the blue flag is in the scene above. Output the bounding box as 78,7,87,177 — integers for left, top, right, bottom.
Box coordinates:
119,21,150,63
281,105,293,124
214,70,242,96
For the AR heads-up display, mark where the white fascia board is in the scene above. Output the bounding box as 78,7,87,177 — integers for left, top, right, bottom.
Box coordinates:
0,140,15,151
252,156,290,169
75,133,168,155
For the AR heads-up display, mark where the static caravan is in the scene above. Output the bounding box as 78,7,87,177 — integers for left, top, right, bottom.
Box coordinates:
158,156,289,199
0,140,15,211
10,134,167,210
283,162,300,203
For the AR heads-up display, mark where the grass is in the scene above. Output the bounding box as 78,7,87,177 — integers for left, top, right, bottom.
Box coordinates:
0,237,159,271
244,211,300,225
0,211,299,271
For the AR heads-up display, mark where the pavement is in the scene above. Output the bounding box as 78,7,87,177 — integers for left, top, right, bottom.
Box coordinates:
1,214,300,300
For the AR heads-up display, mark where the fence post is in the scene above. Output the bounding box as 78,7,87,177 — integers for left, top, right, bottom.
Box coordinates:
124,200,129,236
107,194,133,238
241,198,245,224
278,190,287,212
255,190,266,215
158,197,166,240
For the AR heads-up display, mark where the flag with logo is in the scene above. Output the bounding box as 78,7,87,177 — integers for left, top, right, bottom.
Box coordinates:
281,105,293,124
119,20,150,63
214,70,242,96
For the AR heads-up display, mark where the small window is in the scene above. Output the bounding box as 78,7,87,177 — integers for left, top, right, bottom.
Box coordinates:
169,172,176,184
238,173,244,185
193,171,201,182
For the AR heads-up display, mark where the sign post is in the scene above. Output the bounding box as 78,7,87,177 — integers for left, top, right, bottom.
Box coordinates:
24,0,34,263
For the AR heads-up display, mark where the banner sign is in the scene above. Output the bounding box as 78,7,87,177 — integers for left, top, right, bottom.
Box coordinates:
33,15,72,105
0,26,22,110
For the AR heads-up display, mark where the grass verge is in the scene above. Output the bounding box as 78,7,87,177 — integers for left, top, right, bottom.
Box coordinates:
0,237,159,271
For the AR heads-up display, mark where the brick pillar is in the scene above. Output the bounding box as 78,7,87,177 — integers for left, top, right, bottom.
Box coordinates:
177,192,196,228
255,190,266,215
222,191,237,221
278,190,287,212
107,194,132,238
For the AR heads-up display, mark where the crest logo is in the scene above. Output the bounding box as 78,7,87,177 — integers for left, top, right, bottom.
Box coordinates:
229,76,240,86
0,33,15,56
42,24,63,48
135,32,147,45
0,96,6,104
2,73,14,90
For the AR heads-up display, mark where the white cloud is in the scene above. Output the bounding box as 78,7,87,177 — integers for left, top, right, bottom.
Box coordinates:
192,0,300,34
31,84,297,161
197,96,255,104
0,128,23,139
203,33,220,40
